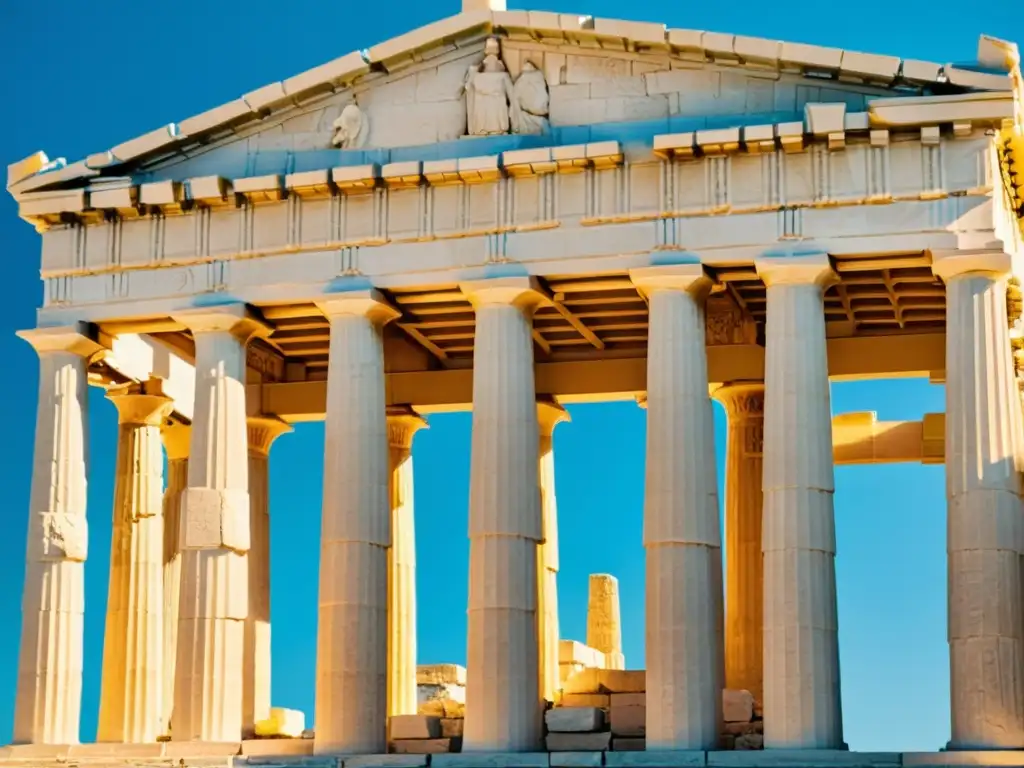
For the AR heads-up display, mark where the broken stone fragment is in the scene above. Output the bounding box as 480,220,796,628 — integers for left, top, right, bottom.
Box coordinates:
389,714,441,740
722,688,754,723
545,707,605,732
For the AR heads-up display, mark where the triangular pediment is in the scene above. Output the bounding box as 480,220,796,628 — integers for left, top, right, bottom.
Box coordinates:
7,9,1013,196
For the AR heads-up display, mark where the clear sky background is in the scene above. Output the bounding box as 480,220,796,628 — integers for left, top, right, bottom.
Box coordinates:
0,0,1021,753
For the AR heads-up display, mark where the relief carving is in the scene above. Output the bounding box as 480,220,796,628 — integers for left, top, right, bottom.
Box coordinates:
463,39,549,137
705,300,757,346
247,343,285,383
331,103,370,149
35,511,89,562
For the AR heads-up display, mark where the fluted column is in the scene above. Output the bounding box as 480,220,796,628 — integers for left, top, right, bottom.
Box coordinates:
933,249,1024,749
586,574,624,670
160,422,190,739
14,325,103,745
97,378,174,743
713,383,765,703
460,276,545,752
170,306,267,742
314,290,398,755
244,416,292,737
629,263,723,750
537,399,568,701
755,253,842,749
387,407,427,718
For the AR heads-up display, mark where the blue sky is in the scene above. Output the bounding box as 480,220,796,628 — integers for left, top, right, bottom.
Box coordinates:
0,0,1020,753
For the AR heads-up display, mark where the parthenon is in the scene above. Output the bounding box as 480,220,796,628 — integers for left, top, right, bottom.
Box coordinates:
3,0,1024,765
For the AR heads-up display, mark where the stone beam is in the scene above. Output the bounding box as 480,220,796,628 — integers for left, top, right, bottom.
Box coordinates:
832,411,945,465
100,333,196,422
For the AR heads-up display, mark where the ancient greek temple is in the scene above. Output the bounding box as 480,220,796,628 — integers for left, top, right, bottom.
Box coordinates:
3,1,1024,765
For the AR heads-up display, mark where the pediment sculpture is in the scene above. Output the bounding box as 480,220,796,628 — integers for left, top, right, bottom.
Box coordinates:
463,38,549,137
332,103,370,149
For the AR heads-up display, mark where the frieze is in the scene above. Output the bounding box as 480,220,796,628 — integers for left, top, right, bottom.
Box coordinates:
705,300,757,346
247,342,285,383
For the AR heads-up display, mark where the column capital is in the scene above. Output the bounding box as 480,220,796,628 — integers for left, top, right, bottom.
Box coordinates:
754,253,837,289
713,382,766,417
247,415,293,456
628,263,712,299
171,304,271,342
161,421,192,460
106,377,174,427
537,398,569,436
316,289,400,326
459,276,545,313
17,323,106,360
387,406,428,449
932,249,1012,282
635,393,648,409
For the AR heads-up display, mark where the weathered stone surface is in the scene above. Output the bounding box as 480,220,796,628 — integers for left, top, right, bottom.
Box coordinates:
707,751,901,767
551,752,604,767
723,721,763,737
903,753,1024,766
390,714,441,740
441,717,465,738
163,741,242,758
242,738,315,756
610,705,645,737
347,755,429,768
563,669,646,695
417,664,466,686
605,751,704,767
612,738,646,752
561,693,611,708
735,734,764,750
610,693,645,708
546,707,606,733
433,753,550,768
390,738,454,754
722,689,754,723
547,732,612,751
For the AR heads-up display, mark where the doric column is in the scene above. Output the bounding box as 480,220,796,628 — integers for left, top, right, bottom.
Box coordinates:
537,399,568,701
460,276,545,752
586,574,624,670
14,325,103,745
755,253,843,749
314,290,398,755
244,416,292,737
713,382,765,703
386,406,427,718
933,249,1024,749
170,306,267,742
629,263,723,750
97,379,174,743
160,422,190,739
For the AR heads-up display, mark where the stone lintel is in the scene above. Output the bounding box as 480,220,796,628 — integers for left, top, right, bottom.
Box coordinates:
629,263,712,299
432,754,550,768
754,252,837,288
706,752,899,768
931,249,1013,282
459,276,545,312
171,304,272,341
17,322,106,359
315,288,401,325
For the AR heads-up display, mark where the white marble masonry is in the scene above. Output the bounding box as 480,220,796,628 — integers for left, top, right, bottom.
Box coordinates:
314,290,399,755
755,253,843,749
97,379,174,743
629,263,724,750
14,325,103,745
170,306,266,742
461,277,546,752
933,249,1024,749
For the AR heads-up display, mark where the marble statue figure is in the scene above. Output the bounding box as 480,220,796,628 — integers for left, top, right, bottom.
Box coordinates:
511,60,549,135
463,38,515,136
332,104,369,149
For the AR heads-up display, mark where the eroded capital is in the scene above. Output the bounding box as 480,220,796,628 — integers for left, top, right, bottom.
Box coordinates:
754,252,837,289
931,249,1013,282
315,288,400,326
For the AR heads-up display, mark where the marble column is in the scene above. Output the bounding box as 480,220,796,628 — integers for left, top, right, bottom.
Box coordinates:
754,253,843,749
160,422,190,739
537,399,568,702
629,263,723,750
314,290,398,755
713,383,765,703
460,276,545,752
244,416,292,737
386,406,427,718
14,325,103,745
933,250,1024,749
587,574,624,670
97,379,174,743
170,306,266,742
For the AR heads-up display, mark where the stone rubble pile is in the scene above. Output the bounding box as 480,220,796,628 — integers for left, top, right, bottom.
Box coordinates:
553,669,764,751
388,664,466,754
